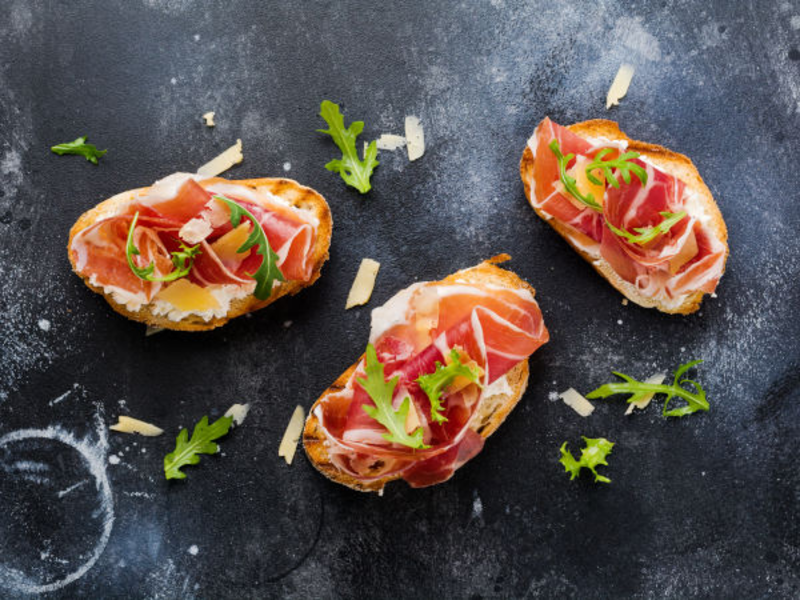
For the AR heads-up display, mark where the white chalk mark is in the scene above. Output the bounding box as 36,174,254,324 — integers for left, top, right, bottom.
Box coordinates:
0,424,114,594
49,390,72,406
57,479,89,498
123,491,155,499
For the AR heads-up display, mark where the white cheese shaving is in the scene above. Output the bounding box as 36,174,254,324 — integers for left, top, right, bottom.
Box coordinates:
179,216,213,245
278,405,305,465
224,403,250,426
559,388,595,417
109,416,164,436
345,258,381,309
376,134,407,151
625,373,666,415
404,116,425,161
606,63,635,110
202,111,216,127
197,139,243,177
145,326,165,337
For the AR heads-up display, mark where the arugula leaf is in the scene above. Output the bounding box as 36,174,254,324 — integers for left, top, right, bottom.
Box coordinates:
585,148,648,189
358,344,429,449
606,211,687,245
416,349,483,424
126,211,202,282
51,136,107,164
164,415,233,480
212,195,285,300
317,100,379,194
549,140,603,212
586,359,708,418
559,437,615,483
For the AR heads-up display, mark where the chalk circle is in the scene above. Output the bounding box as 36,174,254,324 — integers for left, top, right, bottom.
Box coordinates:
0,427,114,594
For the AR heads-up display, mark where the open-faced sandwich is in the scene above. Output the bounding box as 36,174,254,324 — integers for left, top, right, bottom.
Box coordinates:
68,173,332,331
520,118,728,314
303,256,549,492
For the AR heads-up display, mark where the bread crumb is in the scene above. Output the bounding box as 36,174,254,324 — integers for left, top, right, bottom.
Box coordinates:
621,298,629,306
202,112,215,127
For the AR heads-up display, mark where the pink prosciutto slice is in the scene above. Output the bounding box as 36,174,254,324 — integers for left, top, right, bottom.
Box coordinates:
313,272,549,489
70,174,318,302
526,117,726,303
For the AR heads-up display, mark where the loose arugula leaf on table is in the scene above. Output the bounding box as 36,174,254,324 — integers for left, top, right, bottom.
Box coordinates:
417,349,483,424
126,211,202,282
559,437,615,483
548,139,603,212
585,147,648,189
212,194,284,300
358,344,428,449
51,136,107,164
164,415,233,480
586,359,708,418
606,211,687,245
317,100,379,194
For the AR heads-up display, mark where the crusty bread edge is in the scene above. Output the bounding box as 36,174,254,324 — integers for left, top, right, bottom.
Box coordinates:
520,119,729,315
67,177,333,331
302,256,535,493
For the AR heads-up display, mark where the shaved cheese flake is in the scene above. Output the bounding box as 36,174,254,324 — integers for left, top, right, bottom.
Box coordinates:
559,388,595,417
224,403,250,426
110,416,164,436
156,279,221,312
345,258,381,309
197,139,243,177
405,116,425,161
405,401,421,434
278,405,305,465
376,134,407,151
202,111,216,127
606,63,635,110
625,373,666,415
145,326,165,336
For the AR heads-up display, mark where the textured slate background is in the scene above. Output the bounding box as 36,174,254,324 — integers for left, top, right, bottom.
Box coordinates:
0,0,798,598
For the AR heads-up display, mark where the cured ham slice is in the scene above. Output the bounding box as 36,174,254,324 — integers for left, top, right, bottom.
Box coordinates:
310,265,549,489
526,117,727,307
70,174,319,304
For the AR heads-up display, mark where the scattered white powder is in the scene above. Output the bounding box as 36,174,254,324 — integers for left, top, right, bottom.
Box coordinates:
283,162,291,171
188,545,199,556
37,319,51,331
193,33,200,41
548,391,560,401
471,494,483,519
108,455,120,465
616,319,623,325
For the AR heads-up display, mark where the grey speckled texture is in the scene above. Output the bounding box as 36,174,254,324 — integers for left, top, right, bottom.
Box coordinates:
0,0,798,598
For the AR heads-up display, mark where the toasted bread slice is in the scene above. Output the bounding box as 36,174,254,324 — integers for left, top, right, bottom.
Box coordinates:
520,119,729,315
303,256,535,493
68,177,332,331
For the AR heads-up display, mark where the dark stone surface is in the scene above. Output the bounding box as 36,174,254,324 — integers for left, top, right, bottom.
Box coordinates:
0,0,798,598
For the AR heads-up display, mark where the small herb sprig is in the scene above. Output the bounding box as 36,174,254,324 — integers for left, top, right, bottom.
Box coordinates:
318,100,379,194
164,415,233,480
549,140,602,212
358,344,428,449
548,141,649,213
126,212,202,282
51,136,107,164
416,349,483,424
559,437,615,483
212,195,284,300
586,359,708,418
585,148,648,189
606,210,687,245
